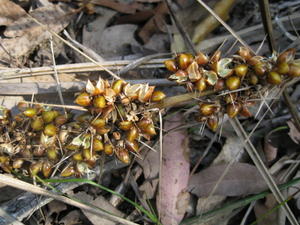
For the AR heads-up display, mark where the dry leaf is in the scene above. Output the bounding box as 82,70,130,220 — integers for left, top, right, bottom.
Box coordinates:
0,0,26,26
263,140,278,162
287,120,300,144
139,179,159,199
0,3,73,63
92,0,144,14
254,195,278,225
157,113,190,225
74,192,124,225
59,210,81,225
188,163,268,197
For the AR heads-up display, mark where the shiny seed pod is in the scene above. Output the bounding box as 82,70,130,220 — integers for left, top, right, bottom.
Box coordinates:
31,117,44,131
96,126,111,135
119,120,133,131
137,118,151,130
125,140,139,152
75,92,91,106
0,156,9,164
164,59,178,72
254,63,266,76
199,103,216,116
91,118,106,128
60,165,75,177
237,47,252,61
47,147,58,161
143,124,156,136
54,114,69,126
289,62,300,77
214,79,225,91
250,74,258,85
23,108,37,118
13,158,24,169
195,78,207,91
224,93,237,104
116,148,130,164
151,90,166,102
177,53,194,70
276,62,289,75
169,70,188,84
234,64,248,77
93,96,106,108
83,148,92,160
277,48,296,64
112,80,125,95
104,143,114,155
30,161,43,176
44,123,58,136
66,144,80,151
93,138,104,151
42,110,59,123
195,52,208,65
127,126,139,142
267,71,282,85
226,76,240,90
226,103,241,118
73,152,83,161
42,161,53,178
207,116,219,132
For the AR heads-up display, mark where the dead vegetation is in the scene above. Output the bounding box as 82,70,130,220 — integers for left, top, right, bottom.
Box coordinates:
1,0,300,225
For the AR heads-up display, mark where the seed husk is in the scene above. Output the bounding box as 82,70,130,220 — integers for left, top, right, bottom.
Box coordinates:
44,123,58,136
226,76,240,90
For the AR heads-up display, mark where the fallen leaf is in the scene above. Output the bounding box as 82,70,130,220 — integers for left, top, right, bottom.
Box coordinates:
92,0,144,14
0,0,26,26
254,195,278,225
188,163,268,197
0,3,73,64
59,210,81,225
139,179,159,199
157,113,190,225
264,140,278,163
74,191,124,225
287,121,300,144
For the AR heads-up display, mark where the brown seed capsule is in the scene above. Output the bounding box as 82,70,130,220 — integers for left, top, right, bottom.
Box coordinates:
23,108,37,118
31,117,44,131
224,93,237,104
77,113,92,123
104,143,114,155
195,78,207,91
93,138,104,151
112,80,125,95
210,50,221,63
143,124,156,136
44,123,58,136
126,140,139,152
75,92,91,106
226,103,241,118
96,126,111,135
289,62,300,77
199,103,216,116
207,116,219,132
127,127,139,142
66,144,80,151
226,76,240,90
151,90,166,102
93,96,106,108
254,63,266,76
164,59,178,72
239,106,252,117
276,62,289,75
277,48,296,64
91,118,106,128
0,156,9,164
47,147,58,161
60,165,75,177
55,114,69,126
267,71,282,85
42,161,53,178
73,152,83,161
177,53,194,70
83,148,92,160
13,158,24,169
30,161,43,176
17,102,28,112
169,70,188,84
42,111,59,123
249,74,258,85
214,79,225,91
116,148,130,164
195,52,208,65
234,64,248,77
137,118,151,130
119,121,133,131
237,47,252,61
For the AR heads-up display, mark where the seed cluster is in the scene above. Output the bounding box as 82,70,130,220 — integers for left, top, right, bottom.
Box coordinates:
164,47,300,131
0,79,166,177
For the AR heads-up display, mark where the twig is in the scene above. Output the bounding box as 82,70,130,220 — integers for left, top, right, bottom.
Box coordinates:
283,90,300,132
